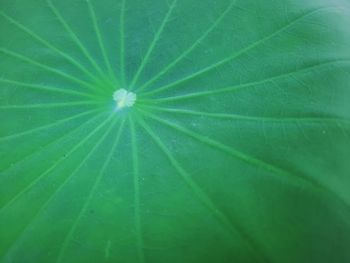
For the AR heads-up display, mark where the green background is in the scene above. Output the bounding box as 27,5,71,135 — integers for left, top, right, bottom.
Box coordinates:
1,0,350,262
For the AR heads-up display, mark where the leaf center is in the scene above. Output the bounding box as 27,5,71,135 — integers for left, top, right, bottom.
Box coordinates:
113,89,137,110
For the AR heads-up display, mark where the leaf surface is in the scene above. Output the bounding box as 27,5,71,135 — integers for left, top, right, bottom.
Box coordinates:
1,0,350,262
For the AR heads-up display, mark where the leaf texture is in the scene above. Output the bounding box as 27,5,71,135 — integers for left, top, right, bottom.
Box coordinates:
1,0,350,262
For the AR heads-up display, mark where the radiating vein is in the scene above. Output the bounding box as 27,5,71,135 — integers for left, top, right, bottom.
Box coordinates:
0,48,97,92
140,110,350,210
0,11,99,82
0,112,103,175
129,0,178,89
2,114,115,260
120,0,126,85
0,108,99,142
336,121,350,141
143,6,337,96
0,101,100,110
144,59,350,101
0,78,94,99
138,117,267,263
0,112,109,212
129,117,145,263
46,0,106,78
136,0,237,93
55,116,119,263
86,0,116,81
141,105,350,125
56,118,125,262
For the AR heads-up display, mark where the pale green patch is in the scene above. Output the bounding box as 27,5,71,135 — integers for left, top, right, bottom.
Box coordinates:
113,89,136,110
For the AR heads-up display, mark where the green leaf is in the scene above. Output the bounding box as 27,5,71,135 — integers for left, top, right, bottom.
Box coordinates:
1,0,350,262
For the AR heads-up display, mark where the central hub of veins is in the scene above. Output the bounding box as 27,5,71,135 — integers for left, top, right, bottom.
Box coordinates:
113,89,136,110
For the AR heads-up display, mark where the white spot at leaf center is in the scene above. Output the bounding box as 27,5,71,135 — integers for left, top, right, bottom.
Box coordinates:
113,89,136,110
